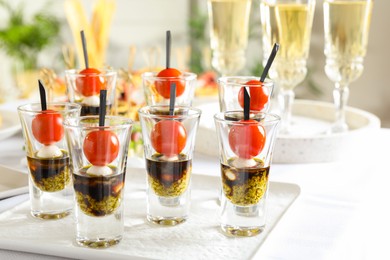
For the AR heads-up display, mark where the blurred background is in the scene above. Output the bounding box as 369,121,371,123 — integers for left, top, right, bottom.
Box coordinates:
0,0,389,126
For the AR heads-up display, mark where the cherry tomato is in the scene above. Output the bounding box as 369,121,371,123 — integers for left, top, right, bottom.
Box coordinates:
151,120,187,156
228,119,266,159
238,80,269,111
32,110,64,145
83,130,119,166
155,68,185,99
76,68,104,97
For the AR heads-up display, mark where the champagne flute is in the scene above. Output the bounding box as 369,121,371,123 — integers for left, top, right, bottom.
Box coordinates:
207,0,252,76
260,0,316,133
323,0,373,133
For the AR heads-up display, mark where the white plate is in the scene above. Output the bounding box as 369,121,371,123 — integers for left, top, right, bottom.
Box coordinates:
0,167,300,260
274,100,380,163
0,165,29,199
195,100,381,163
0,109,21,141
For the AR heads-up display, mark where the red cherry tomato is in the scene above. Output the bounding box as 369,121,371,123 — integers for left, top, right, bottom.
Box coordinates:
228,119,266,159
151,120,187,156
83,130,119,166
238,80,269,111
155,68,185,99
76,68,104,97
32,110,64,145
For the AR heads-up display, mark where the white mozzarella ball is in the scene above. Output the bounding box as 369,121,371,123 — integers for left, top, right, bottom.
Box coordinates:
86,165,112,176
231,157,257,168
160,155,179,161
37,145,62,158
82,95,100,107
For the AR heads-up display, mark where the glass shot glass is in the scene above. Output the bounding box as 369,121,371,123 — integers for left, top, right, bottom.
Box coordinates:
142,71,197,106
63,116,132,248
218,76,274,112
18,102,81,219
65,69,117,116
214,111,280,237
138,105,201,226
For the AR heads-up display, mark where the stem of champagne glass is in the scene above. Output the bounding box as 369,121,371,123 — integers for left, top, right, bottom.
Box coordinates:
332,83,349,133
278,89,295,134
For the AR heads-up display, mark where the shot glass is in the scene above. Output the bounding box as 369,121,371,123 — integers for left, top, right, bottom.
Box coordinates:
18,102,81,219
218,76,274,112
214,111,280,237
138,105,201,225
63,116,132,248
65,69,117,116
142,71,197,106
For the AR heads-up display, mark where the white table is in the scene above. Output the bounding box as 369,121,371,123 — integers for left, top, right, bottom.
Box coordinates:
1,123,389,259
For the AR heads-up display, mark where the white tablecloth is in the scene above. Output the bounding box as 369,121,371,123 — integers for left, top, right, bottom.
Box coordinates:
1,112,389,259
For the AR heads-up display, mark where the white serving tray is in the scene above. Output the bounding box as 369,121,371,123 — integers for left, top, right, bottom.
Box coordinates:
195,99,381,163
0,165,28,199
0,168,299,260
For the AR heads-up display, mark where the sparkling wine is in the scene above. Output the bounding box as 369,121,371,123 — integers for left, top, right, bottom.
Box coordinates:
208,0,252,75
323,0,373,84
260,2,315,90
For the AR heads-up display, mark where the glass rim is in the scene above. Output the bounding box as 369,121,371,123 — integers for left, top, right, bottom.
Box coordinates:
64,68,117,77
217,76,273,88
17,102,81,114
141,71,197,81
63,115,133,130
138,105,202,119
214,111,280,126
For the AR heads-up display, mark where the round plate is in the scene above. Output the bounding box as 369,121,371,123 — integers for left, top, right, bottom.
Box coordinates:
195,99,381,163
274,100,380,163
0,109,21,141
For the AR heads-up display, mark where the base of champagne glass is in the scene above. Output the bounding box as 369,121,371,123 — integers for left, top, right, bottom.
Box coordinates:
328,122,349,134
31,210,71,220
147,215,187,226
76,236,121,248
221,224,264,237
